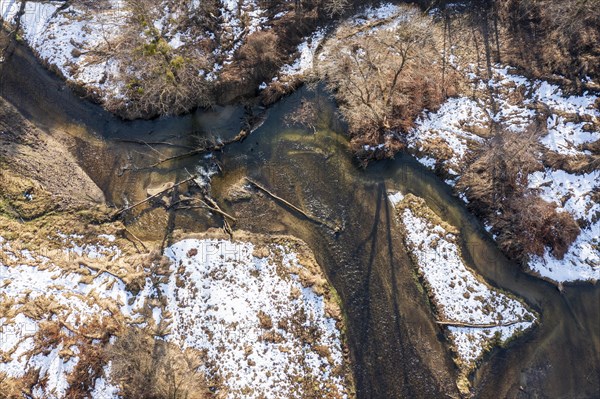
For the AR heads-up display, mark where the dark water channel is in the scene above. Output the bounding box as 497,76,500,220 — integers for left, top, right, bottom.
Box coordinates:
1,40,599,399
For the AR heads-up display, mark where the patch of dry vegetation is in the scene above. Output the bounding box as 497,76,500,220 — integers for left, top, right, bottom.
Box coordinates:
0,210,206,397
108,329,211,399
495,0,600,91
318,4,457,161
101,0,215,118
457,126,580,262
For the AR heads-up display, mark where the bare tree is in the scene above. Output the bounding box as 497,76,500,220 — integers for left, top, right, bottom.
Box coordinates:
319,6,449,152
322,0,350,17
495,0,600,88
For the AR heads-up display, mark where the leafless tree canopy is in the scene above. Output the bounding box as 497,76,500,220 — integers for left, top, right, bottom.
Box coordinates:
494,0,600,90
319,6,452,153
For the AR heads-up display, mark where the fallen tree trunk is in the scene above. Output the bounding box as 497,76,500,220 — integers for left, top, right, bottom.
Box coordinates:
435,319,524,328
130,128,252,170
113,175,197,217
114,138,193,149
245,178,340,232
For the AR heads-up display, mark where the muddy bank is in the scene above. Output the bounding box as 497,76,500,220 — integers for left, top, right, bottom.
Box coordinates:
0,97,104,219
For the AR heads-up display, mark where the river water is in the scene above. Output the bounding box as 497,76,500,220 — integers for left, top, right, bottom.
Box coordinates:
1,40,599,398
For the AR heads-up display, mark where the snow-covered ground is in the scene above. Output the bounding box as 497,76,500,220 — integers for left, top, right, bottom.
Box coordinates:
347,2,419,30
1,0,126,97
410,64,600,160
408,66,600,171
0,0,272,103
407,97,488,175
0,233,350,398
276,28,327,82
162,238,349,399
388,193,536,368
407,65,600,283
528,169,600,282
217,0,267,64
0,234,135,398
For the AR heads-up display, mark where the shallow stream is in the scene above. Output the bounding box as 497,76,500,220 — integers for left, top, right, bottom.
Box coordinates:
1,40,598,398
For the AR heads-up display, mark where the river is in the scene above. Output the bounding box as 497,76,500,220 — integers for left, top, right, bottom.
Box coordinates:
1,38,598,398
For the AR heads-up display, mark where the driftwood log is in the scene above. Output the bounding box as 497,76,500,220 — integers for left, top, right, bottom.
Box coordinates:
245,178,341,232
435,319,525,328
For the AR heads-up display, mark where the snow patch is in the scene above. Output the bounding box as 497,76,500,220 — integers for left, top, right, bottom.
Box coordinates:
280,28,326,78
391,194,536,366
161,238,349,399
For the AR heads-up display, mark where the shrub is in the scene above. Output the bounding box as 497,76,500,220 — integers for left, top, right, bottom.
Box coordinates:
496,195,580,261
107,329,209,399
102,0,215,118
457,125,580,261
319,5,455,154
457,126,543,216
237,31,282,84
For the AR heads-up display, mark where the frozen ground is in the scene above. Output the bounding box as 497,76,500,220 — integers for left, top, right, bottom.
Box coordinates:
389,193,536,367
0,233,349,398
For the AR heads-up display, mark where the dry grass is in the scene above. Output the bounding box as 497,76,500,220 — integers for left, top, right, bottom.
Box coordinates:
0,212,184,397
107,328,212,399
495,194,580,261
0,169,57,220
457,126,580,262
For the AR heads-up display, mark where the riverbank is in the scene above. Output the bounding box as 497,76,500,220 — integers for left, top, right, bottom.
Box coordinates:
0,0,341,118
407,65,599,284
389,192,537,394
0,84,354,397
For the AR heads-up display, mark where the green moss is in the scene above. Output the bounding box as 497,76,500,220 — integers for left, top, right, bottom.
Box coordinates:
170,55,185,69
165,69,175,82
156,38,171,55
141,42,157,56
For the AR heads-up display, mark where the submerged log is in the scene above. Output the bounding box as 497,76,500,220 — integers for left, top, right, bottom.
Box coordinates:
245,178,341,232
